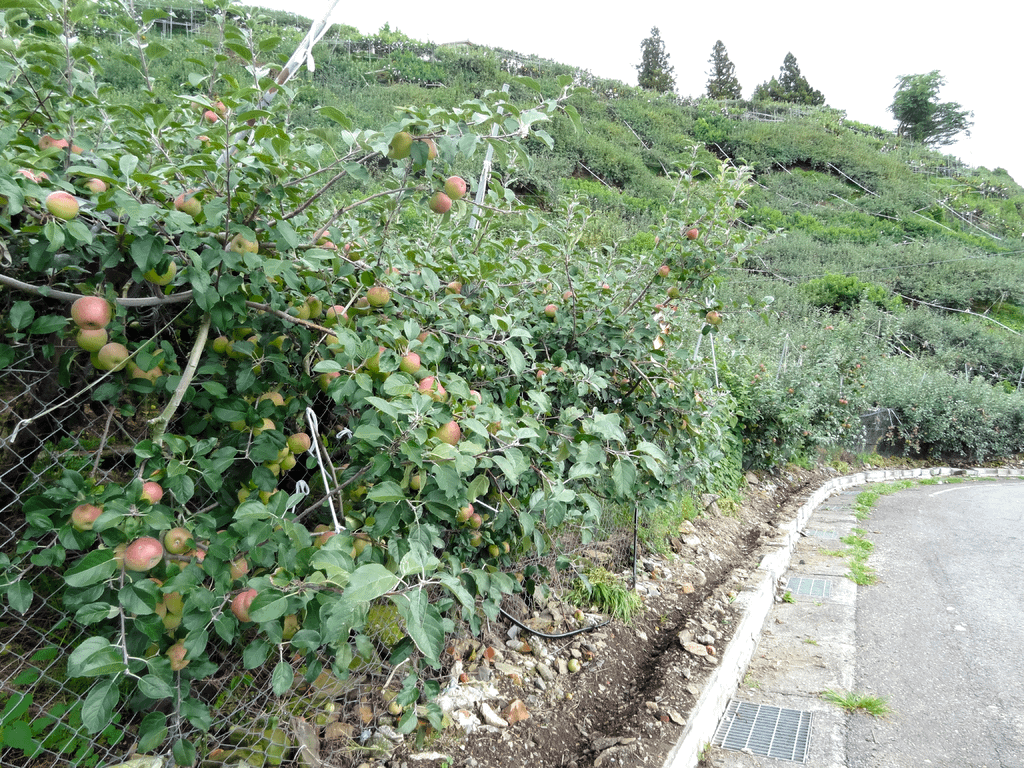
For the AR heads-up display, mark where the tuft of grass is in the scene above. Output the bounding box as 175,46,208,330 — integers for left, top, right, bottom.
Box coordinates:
567,566,643,624
781,590,796,603
821,689,891,717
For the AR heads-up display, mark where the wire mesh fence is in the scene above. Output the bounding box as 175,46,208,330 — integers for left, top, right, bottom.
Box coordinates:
0,327,644,768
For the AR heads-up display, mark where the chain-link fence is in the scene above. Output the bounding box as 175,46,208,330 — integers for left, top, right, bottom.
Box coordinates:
1,327,646,768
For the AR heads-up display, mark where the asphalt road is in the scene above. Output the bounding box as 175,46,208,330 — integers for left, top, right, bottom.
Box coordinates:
850,480,1024,768
700,475,1024,768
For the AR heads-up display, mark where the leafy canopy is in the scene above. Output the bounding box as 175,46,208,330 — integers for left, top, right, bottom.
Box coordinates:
889,70,973,146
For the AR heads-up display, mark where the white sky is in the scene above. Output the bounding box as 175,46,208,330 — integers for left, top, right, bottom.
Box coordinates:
255,0,1023,186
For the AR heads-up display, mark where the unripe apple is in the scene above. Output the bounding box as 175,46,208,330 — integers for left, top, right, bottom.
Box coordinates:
140,482,164,505
306,296,324,318
45,190,79,220
318,371,340,392
398,352,421,376
445,281,462,295
95,342,130,372
71,296,111,330
144,261,178,286
279,453,297,472
76,327,108,353
364,345,386,374
366,285,391,307
229,557,249,581
287,433,311,454
433,420,461,446
469,513,482,530
163,527,192,555
705,310,723,326
667,285,681,299
173,191,201,219
562,290,574,301
123,536,164,572
468,532,483,547
324,305,349,327
419,138,438,160
231,588,258,622
456,505,473,524
282,614,300,640
443,176,467,200
84,178,107,195
685,227,699,240
227,233,258,254
428,191,452,214
488,544,501,558
409,473,422,491
658,264,671,278
129,363,162,383
544,304,557,319
71,503,103,531
163,590,184,615
387,130,413,160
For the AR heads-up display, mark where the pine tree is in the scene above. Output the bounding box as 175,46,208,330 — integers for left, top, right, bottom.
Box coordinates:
753,53,824,106
705,40,742,100
636,27,675,94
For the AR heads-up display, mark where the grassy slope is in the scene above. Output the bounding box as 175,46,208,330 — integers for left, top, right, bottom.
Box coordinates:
104,8,1024,463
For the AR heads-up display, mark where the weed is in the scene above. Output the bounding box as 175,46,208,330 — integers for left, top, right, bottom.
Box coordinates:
803,637,819,645
567,566,643,623
821,689,891,716
781,590,796,603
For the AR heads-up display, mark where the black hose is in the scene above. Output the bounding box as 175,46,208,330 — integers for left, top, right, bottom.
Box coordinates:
499,606,611,639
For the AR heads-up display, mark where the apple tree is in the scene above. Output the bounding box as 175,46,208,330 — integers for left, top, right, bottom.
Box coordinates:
0,0,757,763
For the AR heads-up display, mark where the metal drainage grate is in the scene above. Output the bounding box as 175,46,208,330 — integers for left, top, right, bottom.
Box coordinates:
713,700,812,762
786,577,832,598
804,528,842,540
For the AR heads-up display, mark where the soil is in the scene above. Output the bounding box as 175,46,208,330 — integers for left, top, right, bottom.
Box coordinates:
368,465,841,768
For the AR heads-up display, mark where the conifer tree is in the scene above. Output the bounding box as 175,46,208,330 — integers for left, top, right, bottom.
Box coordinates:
753,53,824,106
705,40,742,100
636,27,675,94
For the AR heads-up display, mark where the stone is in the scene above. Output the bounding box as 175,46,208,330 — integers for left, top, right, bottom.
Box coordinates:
557,657,569,675
324,721,355,740
535,662,556,682
667,708,686,725
479,702,508,728
681,582,695,594
451,708,481,733
682,641,708,657
501,698,530,725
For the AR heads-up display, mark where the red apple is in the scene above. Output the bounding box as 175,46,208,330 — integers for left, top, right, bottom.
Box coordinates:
544,304,557,319
443,176,467,200
140,482,164,504
433,420,461,446
71,503,103,531
167,641,189,671
231,588,258,622
685,227,699,240
173,191,201,219
71,296,111,330
398,352,421,376
123,536,164,572
84,178,107,195
366,285,391,307
429,191,452,214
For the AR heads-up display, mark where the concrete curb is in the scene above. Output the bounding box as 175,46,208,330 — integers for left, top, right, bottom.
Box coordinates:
661,465,1024,768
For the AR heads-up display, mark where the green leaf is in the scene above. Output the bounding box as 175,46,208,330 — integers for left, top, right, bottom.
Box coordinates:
392,590,444,666
28,314,67,335
6,581,33,613
271,661,294,696
138,673,173,700
66,219,93,244
68,637,127,679
248,592,289,623
611,456,637,497
82,677,119,733
366,481,404,503
9,301,34,331
504,343,527,376
243,638,272,669
318,106,352,128
64,549,117,588
173,738,196,768
138,711,168,753
343,564,400,603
